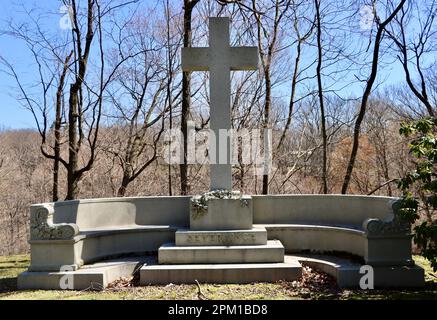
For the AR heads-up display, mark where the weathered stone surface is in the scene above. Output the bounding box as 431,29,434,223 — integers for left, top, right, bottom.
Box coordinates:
30,205,79,240
18,15,423,292
365,236,414,266
28,239,82,272
26,194,402,238
21,194,422,288
158,240,284,264
176,227,267,246
362,200,413,266
252,194,397,225
260,223,414,267
18,257,147,290
259,224,366,257
28,226,176,271
190,192,253,230
141,259,301,285
182,17,258,190
18,253,425,289
363,199,411,237
294,254,425,288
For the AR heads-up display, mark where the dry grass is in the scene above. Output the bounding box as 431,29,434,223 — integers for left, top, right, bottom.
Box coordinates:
1,254,437,300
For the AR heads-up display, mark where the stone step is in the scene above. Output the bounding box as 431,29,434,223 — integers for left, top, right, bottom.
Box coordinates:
140,259,302,285
175,227,268,246
17,257,149,290
158,240,285,264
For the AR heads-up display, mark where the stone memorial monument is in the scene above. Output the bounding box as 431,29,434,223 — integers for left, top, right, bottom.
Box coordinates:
140,17,300,283
17,17,424,290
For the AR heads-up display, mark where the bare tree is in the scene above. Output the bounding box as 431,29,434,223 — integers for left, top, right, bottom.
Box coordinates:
2,1,140,200
0,20,72,202
386,0,436,117
252,0,290,194
341,0,406,194
277,1,314,149
164,0,178,196
104,7,177,197
180,0,201,195
65,0,100,200
53,52,73,201
314,0,328,194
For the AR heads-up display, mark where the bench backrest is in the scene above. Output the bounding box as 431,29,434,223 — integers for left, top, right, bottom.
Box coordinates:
252,195,396,227
50,196,191,229
35,194,397,230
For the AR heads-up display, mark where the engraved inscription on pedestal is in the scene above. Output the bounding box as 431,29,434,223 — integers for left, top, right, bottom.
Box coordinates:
176,228,267,246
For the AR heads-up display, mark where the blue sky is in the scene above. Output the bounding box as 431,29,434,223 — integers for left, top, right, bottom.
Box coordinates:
0,0,416,130
0,1,60,129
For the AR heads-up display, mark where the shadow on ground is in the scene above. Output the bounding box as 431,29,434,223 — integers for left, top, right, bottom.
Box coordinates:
0,277,17,293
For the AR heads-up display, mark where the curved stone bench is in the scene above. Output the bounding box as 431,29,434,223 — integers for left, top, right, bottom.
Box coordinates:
257,224,366,257
28,197,190,271
289,254,424,288
250,195,413,266
252,194,399,226
26,194,414,273
29,225,178,271
257,223,413,266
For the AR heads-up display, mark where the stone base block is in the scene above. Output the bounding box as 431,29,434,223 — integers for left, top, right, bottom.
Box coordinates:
17,257,146,290
140,260,302,285
175,227,267,246
28,239,82,271
338,265,425,288
158,240,284,264
190,196,253,230
365,236,414,266
294,254,425,288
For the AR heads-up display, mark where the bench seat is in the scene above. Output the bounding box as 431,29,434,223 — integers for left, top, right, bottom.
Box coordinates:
256,224,366,258
29,224,179,271
255,223,413,266
78,225,179,239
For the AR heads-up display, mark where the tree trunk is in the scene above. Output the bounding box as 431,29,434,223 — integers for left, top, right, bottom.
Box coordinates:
65,0,95,200
165,0,173,196
117,174,130,197
180,0,199,195
341,0,406,194
66,84,80,200
315,0,328,194
262,66,271,195
53,51,72,202
278,40,301,149
380,146,392,196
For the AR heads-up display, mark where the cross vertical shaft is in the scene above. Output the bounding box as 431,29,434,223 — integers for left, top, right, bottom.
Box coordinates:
181,17,258,191
209,18,232,190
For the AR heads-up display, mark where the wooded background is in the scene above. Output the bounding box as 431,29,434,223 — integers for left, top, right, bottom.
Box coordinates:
0,0,435,255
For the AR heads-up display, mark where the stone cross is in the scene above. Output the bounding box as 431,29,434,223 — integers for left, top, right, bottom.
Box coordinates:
182,17,258,191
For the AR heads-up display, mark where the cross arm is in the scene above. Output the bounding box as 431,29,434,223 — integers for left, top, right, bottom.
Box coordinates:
181,47,210,71
230,47,259,71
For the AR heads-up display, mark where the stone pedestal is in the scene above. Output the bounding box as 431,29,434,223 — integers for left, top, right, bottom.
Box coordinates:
155,190,287,273
190,194,253,230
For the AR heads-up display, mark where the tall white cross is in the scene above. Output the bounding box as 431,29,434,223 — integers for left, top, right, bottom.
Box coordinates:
182,17,258,191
